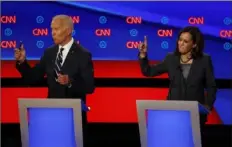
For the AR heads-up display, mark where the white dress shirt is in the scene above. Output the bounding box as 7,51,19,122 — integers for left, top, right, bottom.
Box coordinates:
57,37,74,66
56,38,74,88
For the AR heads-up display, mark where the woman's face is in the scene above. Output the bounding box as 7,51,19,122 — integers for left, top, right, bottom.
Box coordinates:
178,32,196,55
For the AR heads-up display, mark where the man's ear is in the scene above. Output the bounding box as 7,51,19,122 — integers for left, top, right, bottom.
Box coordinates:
66,28,72,36
64,27,72,36
69,28,73,36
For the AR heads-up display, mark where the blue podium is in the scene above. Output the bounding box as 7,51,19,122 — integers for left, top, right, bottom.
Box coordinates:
136,100,210,147
18,98,89,147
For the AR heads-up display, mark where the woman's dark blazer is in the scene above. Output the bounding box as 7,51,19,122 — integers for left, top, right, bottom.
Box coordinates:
139,52,217,110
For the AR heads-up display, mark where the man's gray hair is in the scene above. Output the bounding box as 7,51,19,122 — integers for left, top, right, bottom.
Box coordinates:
52,14,73,30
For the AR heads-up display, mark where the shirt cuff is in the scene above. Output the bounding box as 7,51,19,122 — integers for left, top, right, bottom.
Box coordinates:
68,83,72,88
138,53,147,59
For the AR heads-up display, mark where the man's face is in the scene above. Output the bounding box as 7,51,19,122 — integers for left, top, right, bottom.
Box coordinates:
51,18,69,45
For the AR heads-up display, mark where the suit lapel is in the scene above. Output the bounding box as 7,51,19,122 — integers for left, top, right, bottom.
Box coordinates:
61,42,78,73
186,58,198,85
52,45,59,64
172,55,182,80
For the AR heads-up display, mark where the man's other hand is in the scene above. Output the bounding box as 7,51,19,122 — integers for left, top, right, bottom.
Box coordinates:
14,45,26,63
57,74,70,85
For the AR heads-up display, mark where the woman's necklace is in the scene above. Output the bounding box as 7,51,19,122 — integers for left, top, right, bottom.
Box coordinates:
180,57,192,63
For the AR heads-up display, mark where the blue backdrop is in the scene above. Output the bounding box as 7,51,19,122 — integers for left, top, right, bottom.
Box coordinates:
1,1,232,79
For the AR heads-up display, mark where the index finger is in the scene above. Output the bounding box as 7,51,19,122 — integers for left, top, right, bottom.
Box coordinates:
59,74,65,77
20,44,24,49
14,48,20,52
144,36,147,44
14,48,25,52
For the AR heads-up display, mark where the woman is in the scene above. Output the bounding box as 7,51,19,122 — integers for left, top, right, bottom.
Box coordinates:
138,26,217,125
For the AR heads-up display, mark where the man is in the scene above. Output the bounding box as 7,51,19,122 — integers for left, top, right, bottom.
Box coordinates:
14,15,95,136
15,14,95,99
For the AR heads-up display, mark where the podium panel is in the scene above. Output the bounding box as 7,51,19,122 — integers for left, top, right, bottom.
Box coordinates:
147,110,194,147
137,100,202,147
18,99,84,147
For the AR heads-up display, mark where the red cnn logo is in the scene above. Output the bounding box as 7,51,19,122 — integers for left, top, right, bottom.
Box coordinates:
126,41,141,49
1,16,16,23
0,41,16,48
157,29,173,37
70,16,80,24
220,30,232,38
95,29,111,36
188,17,204,25
33,28,48,36
126,16,142,24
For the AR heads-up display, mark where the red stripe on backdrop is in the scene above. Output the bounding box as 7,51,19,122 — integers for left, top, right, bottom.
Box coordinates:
87,88,169,122
1,88,48,123
1,87,221,124
1,60,168,78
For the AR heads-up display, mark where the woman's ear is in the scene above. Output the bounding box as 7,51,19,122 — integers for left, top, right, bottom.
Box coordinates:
193,44,197,48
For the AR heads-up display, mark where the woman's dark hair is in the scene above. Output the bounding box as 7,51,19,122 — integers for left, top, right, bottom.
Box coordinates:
174,26,204,59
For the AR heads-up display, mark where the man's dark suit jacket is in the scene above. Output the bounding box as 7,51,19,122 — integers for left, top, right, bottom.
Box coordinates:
139,52,217,110
16,42,95,101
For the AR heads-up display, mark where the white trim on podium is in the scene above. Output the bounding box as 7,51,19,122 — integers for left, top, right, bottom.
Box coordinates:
18,98,84,147
136,100,202,147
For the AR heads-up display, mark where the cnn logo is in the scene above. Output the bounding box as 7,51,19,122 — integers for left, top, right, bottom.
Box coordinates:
0,41,16,48
126,41,141,49
188,17,204,25
126,16,142,24
157,29,173,37
95,29,111,36
33,28,48,36
1,16,16,23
